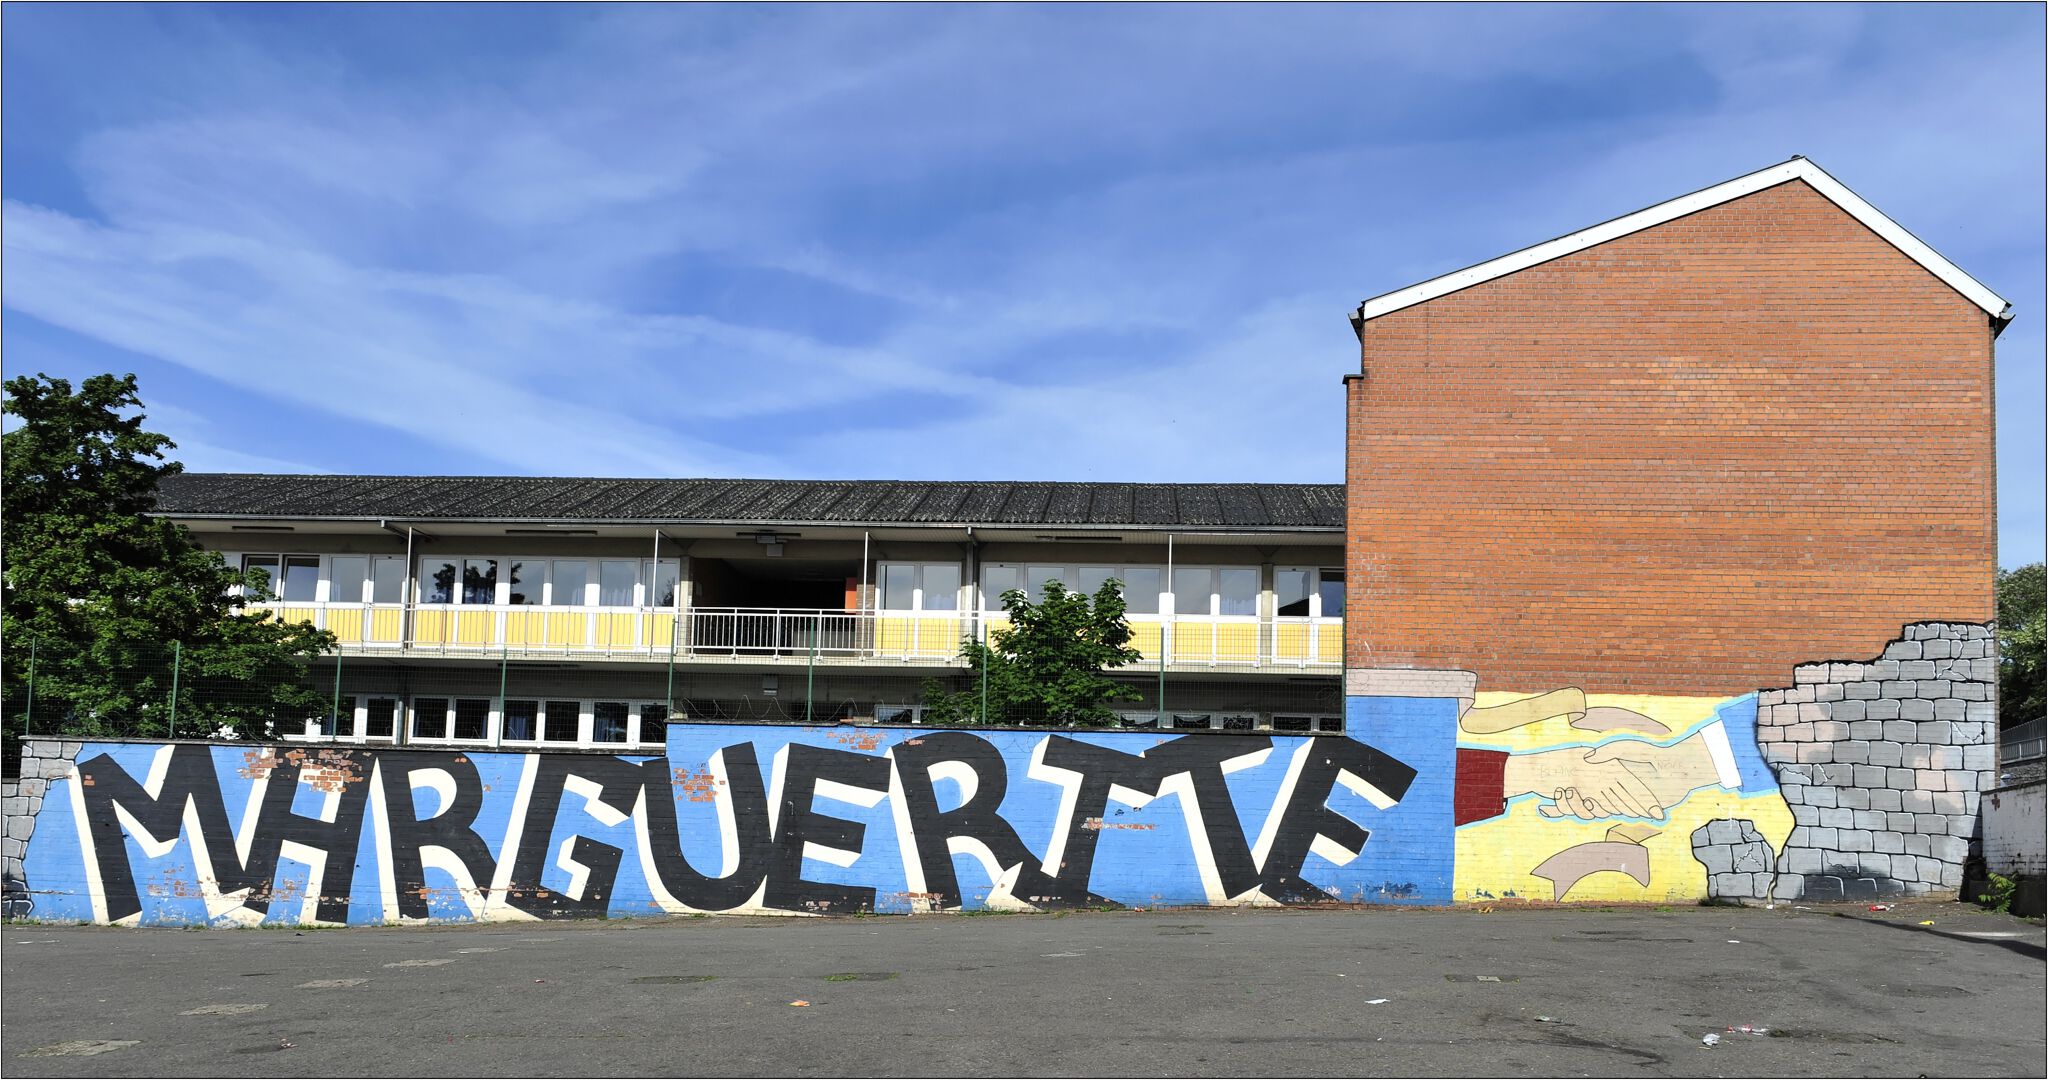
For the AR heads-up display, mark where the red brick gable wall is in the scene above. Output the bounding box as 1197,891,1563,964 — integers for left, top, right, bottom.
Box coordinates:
1345,179,1997,696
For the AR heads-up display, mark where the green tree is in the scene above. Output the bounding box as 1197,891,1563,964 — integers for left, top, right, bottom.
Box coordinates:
922,578,1143,726
3,373,336,742
1996,562,2045,728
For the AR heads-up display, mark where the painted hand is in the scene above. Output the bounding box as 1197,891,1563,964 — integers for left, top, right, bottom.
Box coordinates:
1578,732,1720,811
1503,747,1667,821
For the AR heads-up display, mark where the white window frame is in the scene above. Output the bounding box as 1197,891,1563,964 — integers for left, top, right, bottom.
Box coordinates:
879,562,964,613
978,562,1167,614
1276,566,1344,620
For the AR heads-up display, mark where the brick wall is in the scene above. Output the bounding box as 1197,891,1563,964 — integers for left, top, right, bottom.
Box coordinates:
1346,179,1997,696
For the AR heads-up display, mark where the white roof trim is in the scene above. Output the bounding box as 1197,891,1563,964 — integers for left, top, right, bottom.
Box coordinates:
1355,157,2013,328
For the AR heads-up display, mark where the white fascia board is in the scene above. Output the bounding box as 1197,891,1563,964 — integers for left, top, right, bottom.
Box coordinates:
1355,157,2012,327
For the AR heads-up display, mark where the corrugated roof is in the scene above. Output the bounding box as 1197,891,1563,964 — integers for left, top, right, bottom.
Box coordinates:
152,474,1345,530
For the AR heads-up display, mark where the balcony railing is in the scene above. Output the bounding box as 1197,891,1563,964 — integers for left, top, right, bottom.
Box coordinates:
250,602,1342,671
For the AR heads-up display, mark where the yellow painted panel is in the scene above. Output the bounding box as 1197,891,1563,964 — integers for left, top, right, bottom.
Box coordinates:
1272,621,1312,660
592,613,636,648
1169,621,1218,663
873,615,916,656
548,611,590,647
1125,622,1164,661
412,609,451,645
329,608,364,643
1315,621,1342,661
367,606,404,643
454,609,497,646
276,605,321,629
504,610,548,646
648,616,676,649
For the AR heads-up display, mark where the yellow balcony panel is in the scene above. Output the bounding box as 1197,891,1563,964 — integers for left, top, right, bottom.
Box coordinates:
366,606,404,644
592,613,637,649
328,608,365,644
505,609,549,647
547,611,591,647
454,609,497,646
412,609,452,645
648,615,677,649
1273,620,1313,660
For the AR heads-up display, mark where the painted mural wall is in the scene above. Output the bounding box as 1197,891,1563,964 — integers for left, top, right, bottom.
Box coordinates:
0,623,1996,925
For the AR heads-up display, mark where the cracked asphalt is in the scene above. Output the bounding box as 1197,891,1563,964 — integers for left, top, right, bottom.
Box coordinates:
3,900,2043,1077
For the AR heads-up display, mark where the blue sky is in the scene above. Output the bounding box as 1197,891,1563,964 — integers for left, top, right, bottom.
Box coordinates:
3,3,2042,565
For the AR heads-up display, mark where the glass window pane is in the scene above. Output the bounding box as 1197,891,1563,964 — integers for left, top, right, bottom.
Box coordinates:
1077,566,1115,599
462,560,498,605
1172,568,1213,617
598,561,637,606
980,565,1020,608
1219,568,1258,616
1318,570,1346,619
422,561,457,604
372,558,406,604
503,700,539,742
452,699,491,741
1275,569,1312,617
882,564,916,611
593,701,630,743
281,557,320,602
922,564,959,611
649,563,679,608
551,561,587,606
412,698,448,739
639,703,667,744
1121,567,1162,614
1026,566,1065,604
321,695,354,738
545,701,581,742
243,555,280,596
328,557,367,604
365,697,397,738
506,562,533,605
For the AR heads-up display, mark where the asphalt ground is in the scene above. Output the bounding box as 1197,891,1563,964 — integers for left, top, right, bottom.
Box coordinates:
3,900,2043,1078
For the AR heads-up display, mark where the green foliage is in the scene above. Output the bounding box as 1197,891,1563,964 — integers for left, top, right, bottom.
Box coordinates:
1997,563,2045,728
921,578,1142,727
1978,870,2018,914
2,372,336,740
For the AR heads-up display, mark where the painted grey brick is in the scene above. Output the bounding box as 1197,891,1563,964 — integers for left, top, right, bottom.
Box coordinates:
1713,872,1753,898
1707,819,1743,846
1807,786,1839,808
1763,743,1795,764
1930,791,1965,816
1854,810,1887,830
1915,813,1949,834
1820,808,1854,828
1854,764,1887,787
1797,743,1834,764
1955,683,1988,701
1929,745,1961,770
1836,787,1869,809
1833,701,1868,722
1787,723,1815,743
1813,720,1849,741
1874,831,1905,854
1869,788,1902,812
1903,744,1932,768
1873,659,1902,679
1902,789,1935,812
1787,848,1822,874
1890,853,1922,880
1816,683,1844,702
1834,741,1871,765
1790,803,1819,825
1966,701,1995,722
1845,682,1881,701
1947,769,1980,793
1884,640,1921,660
1848,718,1880,739
1881,683,1916,700
1868,699,1901,720
1915,681,1952,700
1883,720,1918,741
1934,699,1967,720
1915,768,1948,791
1697,845,1734,874
1898,699,1935,722
1808,827,1839,849
1916,721,1953,744
1839,830,1873,852
1794,664,1829,684
1869,741,1903,766
1786,686,1816,704
1964,744,1994,770
1886,811,1918,832
1904,833,1931,856
1958,639,1987,659
1931,835,1968,864
1899,660,1937,679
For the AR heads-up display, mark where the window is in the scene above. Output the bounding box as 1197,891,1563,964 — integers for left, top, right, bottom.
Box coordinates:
372,557,406,604
365,697,398,739
320,695,354,738
544,701,581,743
646,562,679,608
507,562,534,605
503,700,539,742
1218,568,1259,617
1273,715,1313,732
593,701,631,743
412,697,448,739
1172,567,1213,617
1278,568,1344,619
452,698,491,741
880,563,961,611
422,561,457,604
1171,713,1213,730
462,560,498,605
1318,570,1345,620
639,703,668,744
329,557,367,604
277,557,320,602
599,561,637,606
550,561,588,606
979,563,1164,614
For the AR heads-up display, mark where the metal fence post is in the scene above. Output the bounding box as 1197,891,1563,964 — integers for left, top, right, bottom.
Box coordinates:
805,618,817,723
168,640,182,740
22,637,36,738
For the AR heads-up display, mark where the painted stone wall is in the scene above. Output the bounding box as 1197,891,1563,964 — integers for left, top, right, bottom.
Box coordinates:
3,623,1996,925
8,725,1428,926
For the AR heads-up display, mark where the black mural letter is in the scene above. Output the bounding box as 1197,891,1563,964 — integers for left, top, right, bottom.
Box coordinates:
891,732,1087,909
1256,738,1417,901
375,751,496,920
764,743,891,913
75,745,244,923
641,744,774,911
1145,736,1274,900
1032,736,1164,906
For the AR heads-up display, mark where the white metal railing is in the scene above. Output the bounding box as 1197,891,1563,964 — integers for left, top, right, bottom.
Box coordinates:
246,601,1343,671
